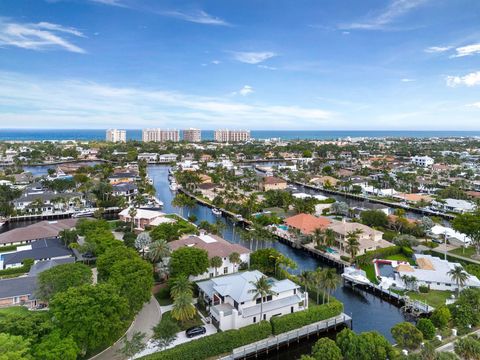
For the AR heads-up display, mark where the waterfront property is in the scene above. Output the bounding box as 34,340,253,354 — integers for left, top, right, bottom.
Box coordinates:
284,213,331,236
261,176,288,191
118,208,174,230
394,254,480,291
169,232,250,281
197,270,307,331
112,181,138,203
328,220,392,255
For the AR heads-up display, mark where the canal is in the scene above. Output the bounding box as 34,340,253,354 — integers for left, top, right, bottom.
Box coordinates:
148,165,407,350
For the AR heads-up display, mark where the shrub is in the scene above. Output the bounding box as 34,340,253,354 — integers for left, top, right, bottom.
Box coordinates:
419,285,429,293
0,245,17,253
356,246,402,264
416,318,436,340
270,301,343,335
340,255,351,263
401,246,414,258
0,258,34,277
139,321,272,360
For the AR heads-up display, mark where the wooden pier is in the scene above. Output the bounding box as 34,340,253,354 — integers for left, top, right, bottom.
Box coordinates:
219,313,352,360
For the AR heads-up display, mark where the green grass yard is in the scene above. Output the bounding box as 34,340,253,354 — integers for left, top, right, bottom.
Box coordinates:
449,246,477,259
360,263,379,284
0,306,30,317
161,311,203,331
385,254,415,265
408,290,453,309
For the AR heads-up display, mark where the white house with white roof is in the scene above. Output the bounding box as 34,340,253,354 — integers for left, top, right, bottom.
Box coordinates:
432,198,476,214
411,156,434,167
395,254,480,291
197,270,307,331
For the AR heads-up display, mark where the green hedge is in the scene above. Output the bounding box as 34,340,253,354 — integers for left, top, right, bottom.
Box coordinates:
0,259,34,277
141,321,272,360
356,246,402,264
0,245,17,254
270,301,343,335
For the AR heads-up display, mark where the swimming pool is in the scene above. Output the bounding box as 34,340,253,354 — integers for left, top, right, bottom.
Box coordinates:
326,247,338,254
277,225,288,231
377,263,395,277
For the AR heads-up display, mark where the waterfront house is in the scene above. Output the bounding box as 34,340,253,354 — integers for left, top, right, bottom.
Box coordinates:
309,176,340,188
284,213,331,236
395,254,480,291
431,198,476,214
112,182,138,203
197,270,307,331
261,176,288,191
169,232,250,281
158,153,178,163
138,153,158,163
118,208,174,230
13,188,84,214
108,172,139,185
328,220,391,255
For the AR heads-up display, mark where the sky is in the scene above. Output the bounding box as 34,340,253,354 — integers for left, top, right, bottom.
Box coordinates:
0,0,479,130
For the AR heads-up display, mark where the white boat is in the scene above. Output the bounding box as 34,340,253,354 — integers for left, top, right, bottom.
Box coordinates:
72,209,96,218
342,266,371,286
169,182,178,191
233,214,243,221
0,221,5,228
212,208,222,216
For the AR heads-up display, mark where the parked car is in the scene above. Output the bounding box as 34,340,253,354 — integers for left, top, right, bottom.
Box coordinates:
185,326,206,338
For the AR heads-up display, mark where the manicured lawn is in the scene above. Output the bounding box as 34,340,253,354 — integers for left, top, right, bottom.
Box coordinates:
449,246,477,259
409,290,454,308
386,254,415,265
360,263,379,284
0,306,29,317
161,311,203,331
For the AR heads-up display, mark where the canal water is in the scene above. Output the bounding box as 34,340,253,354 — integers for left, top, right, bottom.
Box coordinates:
148,165,407,347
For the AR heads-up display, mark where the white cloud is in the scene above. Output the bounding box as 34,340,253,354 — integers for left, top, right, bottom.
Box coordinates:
451,43,480,58
342,0,427,30
424,46,452,53
258,64,277,70
239,85,254,96
231,51,277,64
89,0,126,6
467,102,480,109
446,71,480,87
0,72,333,129
0,19,85,53
401,78,416,82
161,10,230,26
211,60,221,65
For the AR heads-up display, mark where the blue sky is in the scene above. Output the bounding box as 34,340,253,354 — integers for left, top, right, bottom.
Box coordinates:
0,0,479,130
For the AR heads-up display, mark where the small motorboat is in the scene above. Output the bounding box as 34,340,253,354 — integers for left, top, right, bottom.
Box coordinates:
341,266,371,286
169,182,178,191
72,209,96,218
212,208,222,216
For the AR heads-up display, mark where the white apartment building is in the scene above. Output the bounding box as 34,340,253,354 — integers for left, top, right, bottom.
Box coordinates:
137,153,158,163
411,156,434,167
214,129,251,143
106,129,126,143
197,270,307,331
158,153,178,163
183,128,202,142
142,129,180,142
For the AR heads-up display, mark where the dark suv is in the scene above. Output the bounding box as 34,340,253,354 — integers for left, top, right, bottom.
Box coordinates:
185,326,206,338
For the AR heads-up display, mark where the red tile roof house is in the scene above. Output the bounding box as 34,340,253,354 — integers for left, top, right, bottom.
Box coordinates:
169,232,250,281
284,213,332,236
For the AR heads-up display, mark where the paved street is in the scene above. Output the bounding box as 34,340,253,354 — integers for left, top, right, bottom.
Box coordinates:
90,296,162,360
437,329,480,353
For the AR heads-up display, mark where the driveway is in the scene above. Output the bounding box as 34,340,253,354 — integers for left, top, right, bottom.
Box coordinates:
437,328,480,353
90,295,162,360
134,323,217,359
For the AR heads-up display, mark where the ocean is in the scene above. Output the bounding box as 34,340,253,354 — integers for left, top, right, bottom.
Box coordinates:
0,129,480,141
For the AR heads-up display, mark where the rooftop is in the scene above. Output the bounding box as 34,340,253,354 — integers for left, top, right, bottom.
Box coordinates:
284,213,331,235
0,219,78,245
170,233,250,259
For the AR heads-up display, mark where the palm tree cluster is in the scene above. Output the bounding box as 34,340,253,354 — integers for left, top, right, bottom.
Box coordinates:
300,267,340,305
249,276,275,323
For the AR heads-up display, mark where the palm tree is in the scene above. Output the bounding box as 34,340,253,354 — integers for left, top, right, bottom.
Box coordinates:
170,275,193,298
311,268,324,304
299,271,313,293
320,268,340,303
324,229,336,248
249,276,275,323
448,265,470,296
312,228,324,247
148,240,171,276
171,292,196,323
128,207,137,232
229,252,241,271
346,229,362,260
210,256,223,277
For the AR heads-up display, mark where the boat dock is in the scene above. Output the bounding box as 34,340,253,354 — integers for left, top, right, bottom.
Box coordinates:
219,313,352,360
342,277,434,315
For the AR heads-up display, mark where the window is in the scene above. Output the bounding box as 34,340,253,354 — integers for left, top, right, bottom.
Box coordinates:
256,298,261,304
223,267,228,274
291,306,294,313
263,314,266,320
210,273,214,278
293,289,297,295
266,295,272,302
253,317,256,323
